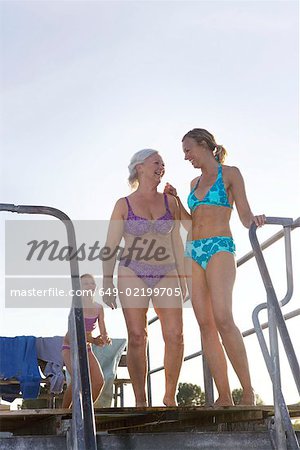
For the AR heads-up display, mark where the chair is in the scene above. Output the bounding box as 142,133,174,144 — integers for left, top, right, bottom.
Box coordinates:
113,353,132,407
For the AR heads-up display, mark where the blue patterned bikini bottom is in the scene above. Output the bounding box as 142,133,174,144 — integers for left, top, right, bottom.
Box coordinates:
185,236,236,271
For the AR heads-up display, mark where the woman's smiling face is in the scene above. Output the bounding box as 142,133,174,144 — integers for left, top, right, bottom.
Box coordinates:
139,153,165,183
182,137,205,168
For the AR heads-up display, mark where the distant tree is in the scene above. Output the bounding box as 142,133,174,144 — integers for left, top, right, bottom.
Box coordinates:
232,388,264,405
176,382,206,406
176,384,265,407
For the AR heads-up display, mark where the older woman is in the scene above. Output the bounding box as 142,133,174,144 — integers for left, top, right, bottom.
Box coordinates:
165,128,265,406
103,149,186,407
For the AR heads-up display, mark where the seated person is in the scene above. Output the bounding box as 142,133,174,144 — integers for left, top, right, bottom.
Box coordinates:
62,274,111,408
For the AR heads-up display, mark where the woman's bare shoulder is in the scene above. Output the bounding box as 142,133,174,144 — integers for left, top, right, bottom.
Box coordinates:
111,197,128,218
116,196,129,206
223,164,241,173
222,165,242,183
190,176,200,189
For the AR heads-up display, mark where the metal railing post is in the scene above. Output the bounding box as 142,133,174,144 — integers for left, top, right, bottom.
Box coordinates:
146,341,152,406
1,203,97,450
202,338,214,406
268,298,287,449
249,217,299,450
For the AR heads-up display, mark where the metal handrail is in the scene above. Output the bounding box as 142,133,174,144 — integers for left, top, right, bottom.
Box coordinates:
0,203,97,450
249,217,300,450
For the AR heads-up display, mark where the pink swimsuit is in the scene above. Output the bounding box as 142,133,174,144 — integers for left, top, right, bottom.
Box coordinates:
62,306,99,352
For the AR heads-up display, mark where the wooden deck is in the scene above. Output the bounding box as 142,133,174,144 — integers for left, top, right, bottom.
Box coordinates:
1,405,299,436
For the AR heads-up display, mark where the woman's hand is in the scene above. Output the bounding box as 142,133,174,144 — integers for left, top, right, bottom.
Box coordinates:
164,182,177,197
102,279,117,309
100,334,112,346
253,214,266,228
180,279,189,303
92,335,104,346
93,334,112,346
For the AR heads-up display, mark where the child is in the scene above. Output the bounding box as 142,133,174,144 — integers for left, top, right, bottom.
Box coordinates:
62,273,111,408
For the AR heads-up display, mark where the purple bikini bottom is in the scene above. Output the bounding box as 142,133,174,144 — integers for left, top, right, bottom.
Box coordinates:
119,259,177,289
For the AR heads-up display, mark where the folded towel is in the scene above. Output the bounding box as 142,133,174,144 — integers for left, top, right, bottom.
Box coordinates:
0,336,40,399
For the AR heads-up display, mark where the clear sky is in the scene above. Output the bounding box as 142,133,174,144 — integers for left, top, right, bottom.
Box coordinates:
0,0,299,406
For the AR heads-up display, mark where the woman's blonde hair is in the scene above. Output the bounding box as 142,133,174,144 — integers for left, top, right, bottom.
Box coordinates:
182,128,227,164
128,149,158,189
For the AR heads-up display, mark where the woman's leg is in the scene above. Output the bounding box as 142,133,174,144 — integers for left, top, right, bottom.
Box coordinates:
154,306,184,406
118,266,150,407
62,348,105,408
88,350,104,403
153,270,184,406
186,258,233,406
121,307,149,406
206,252,255,405
62,349,72,408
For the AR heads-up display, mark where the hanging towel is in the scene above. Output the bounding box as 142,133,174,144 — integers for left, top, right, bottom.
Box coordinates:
36,336,65,394
0,336,40,399
92,338,127,407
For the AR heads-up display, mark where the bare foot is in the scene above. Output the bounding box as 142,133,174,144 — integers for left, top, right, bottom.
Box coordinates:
240,388,256,406
214,396,234,407
163,396,177,407
135,401,148,407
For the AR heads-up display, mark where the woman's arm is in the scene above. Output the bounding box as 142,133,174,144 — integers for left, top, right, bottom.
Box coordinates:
169,196,188,301
95,305,111,345
63,332,70,345
86,306,111,346
229,167,266,229
102,198,126,308
164,182,192,231
97,304,107,335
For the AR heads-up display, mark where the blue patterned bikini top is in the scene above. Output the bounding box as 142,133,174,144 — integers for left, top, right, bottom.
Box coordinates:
124,194,174,236
187,164,232,212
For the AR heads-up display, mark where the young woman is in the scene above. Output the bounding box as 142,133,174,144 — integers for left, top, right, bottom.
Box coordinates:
62,273,111,408
165,128,265,406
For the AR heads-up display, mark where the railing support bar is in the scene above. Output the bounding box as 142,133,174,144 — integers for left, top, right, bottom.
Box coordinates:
250,218,299,450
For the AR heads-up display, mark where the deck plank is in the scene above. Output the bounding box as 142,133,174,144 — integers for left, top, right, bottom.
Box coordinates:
0,405,299,435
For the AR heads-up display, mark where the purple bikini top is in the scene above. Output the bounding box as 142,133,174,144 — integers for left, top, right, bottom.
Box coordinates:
124,194,174,236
